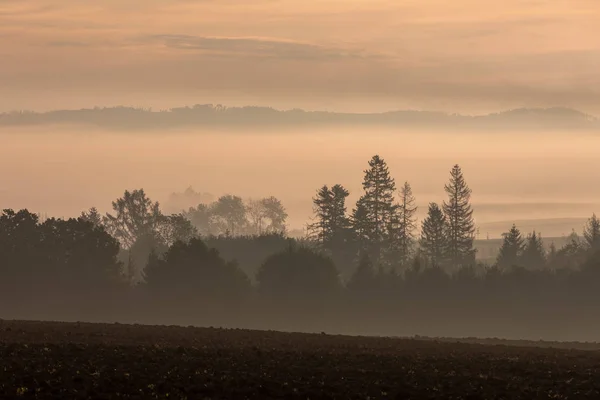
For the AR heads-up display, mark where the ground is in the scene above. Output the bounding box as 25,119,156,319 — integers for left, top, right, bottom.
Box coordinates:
1,320,600,399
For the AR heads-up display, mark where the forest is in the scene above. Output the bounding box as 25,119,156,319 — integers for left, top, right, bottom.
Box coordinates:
1,105,597,130
1,155,600,340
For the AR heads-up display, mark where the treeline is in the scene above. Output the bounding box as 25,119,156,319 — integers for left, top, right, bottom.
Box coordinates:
1,105,596,130
1,156,600,340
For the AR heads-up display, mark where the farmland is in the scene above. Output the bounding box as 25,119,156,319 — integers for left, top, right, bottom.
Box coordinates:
2,320,600,399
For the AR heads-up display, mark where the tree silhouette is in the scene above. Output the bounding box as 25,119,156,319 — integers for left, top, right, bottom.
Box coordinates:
496,224,525,269
104,189,163,248
211,195,247,236
583,213,600,252
159,213,198,246
419,203,448,268
260,196,288,234
347,253,378,293
144,237,250,304
257,245,340,304
387,181,417,269
442,165,476,269
80,207,104,229
521,231,546,270
356,155,397,263
183,203,213,236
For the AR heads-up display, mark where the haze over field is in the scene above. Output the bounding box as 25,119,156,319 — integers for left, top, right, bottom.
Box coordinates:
1,122,599,239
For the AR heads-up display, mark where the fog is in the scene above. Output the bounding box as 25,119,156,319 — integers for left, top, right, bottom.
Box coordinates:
1,125,599,238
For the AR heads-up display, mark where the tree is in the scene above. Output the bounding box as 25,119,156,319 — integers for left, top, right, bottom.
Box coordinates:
355,155,397,262
80,207,104,229
419,203,448,267
144,238,250,306
387,181,418,268
247,196,288,235
40,217,123,288
347,254,378,293
521,231,546,269
308,184,354,274
256,245,340,305
309,185,334,244
442,165,476,269
548,231,586,270
211,195,247,236
260,196,288,234
183,203,213,236
159,213,198,246
104,189,163,248
351,197,370,256
583,213,600,252
496,224,525,269
309,185,351,246
246,198,266,235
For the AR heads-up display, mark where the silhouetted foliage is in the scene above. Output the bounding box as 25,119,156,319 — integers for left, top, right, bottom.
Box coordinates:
443,165,476,269
419,203,449,267
144,238,250,304
496,224,525,269
584,214,600,252
257,245,340,306
521,231,546,270
387,181,418,269
355,155,397,263
309,184,355,276
104,189,162,248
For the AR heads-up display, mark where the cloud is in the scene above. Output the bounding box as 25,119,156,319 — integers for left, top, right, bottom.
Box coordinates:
146,34,369,61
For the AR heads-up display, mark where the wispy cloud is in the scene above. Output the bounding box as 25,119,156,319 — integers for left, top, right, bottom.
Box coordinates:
146,34,369,60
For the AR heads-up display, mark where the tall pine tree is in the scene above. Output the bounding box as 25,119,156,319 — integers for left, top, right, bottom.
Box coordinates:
442,164,476,269
387,181,418,268
496,224,525,269
419,202,448,267
308,184,354,272
354,155,397,263
521,231,546,269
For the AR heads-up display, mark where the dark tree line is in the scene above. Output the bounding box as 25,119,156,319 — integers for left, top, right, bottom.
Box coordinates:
2,156,600,339
309,156,475,276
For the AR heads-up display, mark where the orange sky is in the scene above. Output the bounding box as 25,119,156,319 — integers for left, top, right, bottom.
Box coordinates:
1,0,599,113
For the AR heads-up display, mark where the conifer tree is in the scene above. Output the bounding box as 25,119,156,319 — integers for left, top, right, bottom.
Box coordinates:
309,184,353,270
308,185,334,244
388,182,418,268
351,197,370,256
419,202,448,267
521,231,546,269
442,164,476,268
355,155,397,262
583,213,600,251
496,224,525,269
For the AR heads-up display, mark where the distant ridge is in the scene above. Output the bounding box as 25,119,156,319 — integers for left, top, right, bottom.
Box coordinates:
0,104,597,130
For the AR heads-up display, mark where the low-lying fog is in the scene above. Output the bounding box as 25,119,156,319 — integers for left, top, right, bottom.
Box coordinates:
1,125,599,238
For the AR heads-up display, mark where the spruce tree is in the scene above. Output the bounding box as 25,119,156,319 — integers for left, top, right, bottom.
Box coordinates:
521,231,546,269
442,164,476,269
308,185,334,244
496,224,525,269
355,155,397,263
351,197,370,256
308,184,354,273
388,182,418,267
583,213,600,251
419,202,448,267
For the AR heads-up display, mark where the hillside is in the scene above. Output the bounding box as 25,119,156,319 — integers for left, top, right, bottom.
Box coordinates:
1,105,597,131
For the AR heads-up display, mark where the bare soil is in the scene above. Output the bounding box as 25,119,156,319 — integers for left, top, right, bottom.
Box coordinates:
1,319,600,399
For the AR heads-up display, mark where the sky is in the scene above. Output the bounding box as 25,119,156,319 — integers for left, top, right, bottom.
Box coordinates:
1,0,599,114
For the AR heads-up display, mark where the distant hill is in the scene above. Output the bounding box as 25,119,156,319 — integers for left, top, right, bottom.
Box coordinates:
0,105,597,131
